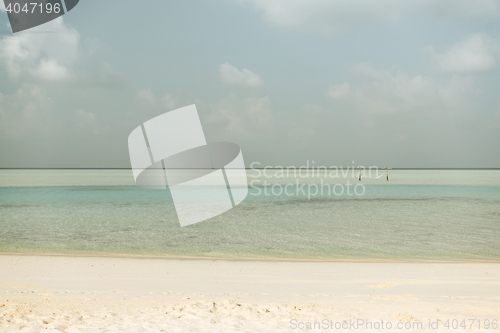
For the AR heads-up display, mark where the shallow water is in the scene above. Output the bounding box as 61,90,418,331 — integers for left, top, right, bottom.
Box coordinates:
0,169,499,260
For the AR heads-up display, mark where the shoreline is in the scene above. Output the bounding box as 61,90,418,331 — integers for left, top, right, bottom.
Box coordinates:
2,252,500,263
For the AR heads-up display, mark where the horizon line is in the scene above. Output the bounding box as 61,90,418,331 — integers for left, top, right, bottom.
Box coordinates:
1,168,499,171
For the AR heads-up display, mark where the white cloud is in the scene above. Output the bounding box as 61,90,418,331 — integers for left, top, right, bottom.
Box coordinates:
219,62,264,87
493,103,500,129
76,109,96,122
428,34,500,73
162,94,177,109
0,86,55,138
240,0,500,36
210,95,274,135
327,62,478,116
35,58,68,80
0,17,79,81
135,88,155,105
74,109,110,135
326,82,351,100
135,88,178,110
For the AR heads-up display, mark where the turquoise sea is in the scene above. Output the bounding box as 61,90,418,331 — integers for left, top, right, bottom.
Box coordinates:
0,169,499,260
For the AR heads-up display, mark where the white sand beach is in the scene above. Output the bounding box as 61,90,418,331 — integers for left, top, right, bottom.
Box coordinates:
1,255,499,332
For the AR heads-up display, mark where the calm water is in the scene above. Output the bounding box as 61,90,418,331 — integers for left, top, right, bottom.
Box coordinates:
0,169,499,260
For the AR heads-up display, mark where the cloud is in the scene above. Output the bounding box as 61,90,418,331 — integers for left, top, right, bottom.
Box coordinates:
1,17,125,89
208,95,274,136
428,34,500,73
326,82,352,100
135,88,156,105
0,17,79,81
35,58,68,80
0,86,55,138
219,62,264,87
327,62,478,116
240,0,500,36
135,88,177,110
492,103,500,129
76,109,96,122
75,109,108,135
162,94,177,109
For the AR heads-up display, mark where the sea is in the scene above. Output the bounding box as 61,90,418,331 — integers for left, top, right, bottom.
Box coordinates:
1,169,499,260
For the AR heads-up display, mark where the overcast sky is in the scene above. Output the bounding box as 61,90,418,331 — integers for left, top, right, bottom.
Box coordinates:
0,0,499,168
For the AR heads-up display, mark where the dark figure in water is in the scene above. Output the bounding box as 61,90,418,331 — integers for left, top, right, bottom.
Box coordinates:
359,166,362,181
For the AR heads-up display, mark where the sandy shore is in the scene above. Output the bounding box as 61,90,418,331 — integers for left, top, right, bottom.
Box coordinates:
1,255,499,332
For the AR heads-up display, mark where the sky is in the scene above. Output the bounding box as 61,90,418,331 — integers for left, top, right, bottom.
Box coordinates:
0,0,499,168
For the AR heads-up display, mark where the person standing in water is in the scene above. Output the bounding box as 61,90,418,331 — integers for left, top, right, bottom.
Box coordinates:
384,167,391,181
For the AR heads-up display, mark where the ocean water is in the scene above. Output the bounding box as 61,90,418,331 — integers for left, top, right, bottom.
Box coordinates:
0,169,499,260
